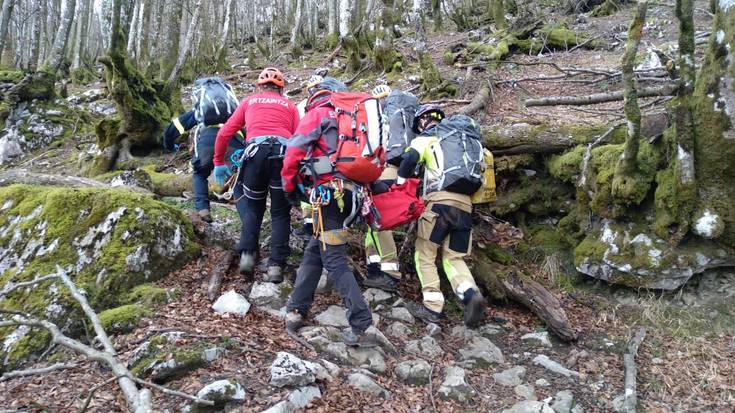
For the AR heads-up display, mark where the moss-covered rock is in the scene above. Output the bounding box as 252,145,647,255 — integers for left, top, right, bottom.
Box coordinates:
574,219,735,289
99,303,150,334
0,185,199,368
128,331,224,383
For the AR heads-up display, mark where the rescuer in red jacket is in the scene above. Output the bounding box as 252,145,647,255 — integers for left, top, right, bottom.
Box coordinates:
213,67,300,282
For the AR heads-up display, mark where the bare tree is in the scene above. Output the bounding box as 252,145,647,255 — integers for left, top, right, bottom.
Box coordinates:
45,0,77,72
0,0,16,63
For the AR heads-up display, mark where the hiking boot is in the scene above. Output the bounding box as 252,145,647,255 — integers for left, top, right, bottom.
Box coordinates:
285,310,304,331
404,300,444,324
341,328,379,348
363,272,398,292
239,252,256,275
197,208,213,223
463,289,487,328
265,265,284,283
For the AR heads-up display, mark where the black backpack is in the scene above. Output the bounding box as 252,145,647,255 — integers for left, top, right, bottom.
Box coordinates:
192,77,239,126
431,115,484,195
382,90,420,165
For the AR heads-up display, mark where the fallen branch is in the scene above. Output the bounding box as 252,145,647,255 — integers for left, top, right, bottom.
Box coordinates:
622,327,647,413
324,44,342,65
428,363,437,413
207,249,235,302
80,375,123,413
131,376,213,406
457,82,492,117
524,84,676,107
0,363,77,382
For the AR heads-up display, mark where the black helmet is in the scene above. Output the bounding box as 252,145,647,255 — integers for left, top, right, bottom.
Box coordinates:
305,77,347,112
412,104,445,133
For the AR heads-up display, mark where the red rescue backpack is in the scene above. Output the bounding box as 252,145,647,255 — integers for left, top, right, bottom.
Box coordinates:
328,92,385,184
369,178,424,230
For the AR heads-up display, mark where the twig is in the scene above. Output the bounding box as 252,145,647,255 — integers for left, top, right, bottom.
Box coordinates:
622,327,647,413
567,35,600,53
131,376,214,406
0,363,77,382
427,363,436,413
79,375,122,413
0,274,60,299
345,64,374,86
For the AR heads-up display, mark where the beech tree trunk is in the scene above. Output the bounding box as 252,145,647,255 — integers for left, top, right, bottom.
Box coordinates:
45,0,77,72
0,0,14,63
291,0,304,48
165,0,203,93
159,0,183,81
339,0,352,38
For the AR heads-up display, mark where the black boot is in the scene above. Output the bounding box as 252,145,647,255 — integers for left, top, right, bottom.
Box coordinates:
363,263,398,292
463,289,487,328
405,300,444,324
341,328,379,348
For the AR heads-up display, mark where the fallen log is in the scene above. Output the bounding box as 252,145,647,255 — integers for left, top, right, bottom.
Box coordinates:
207,248,235,302
0,169,154,195
457,83,492,117
473,253,578,341
524,84,676,107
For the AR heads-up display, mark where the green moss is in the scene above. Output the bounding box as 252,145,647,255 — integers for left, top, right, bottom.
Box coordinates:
140,165,192,196
125,284,168,307
486,244,513,265
99,304,150,334
0,185,199,366
547,145,585,182
0,70,24,83
573,237,608,268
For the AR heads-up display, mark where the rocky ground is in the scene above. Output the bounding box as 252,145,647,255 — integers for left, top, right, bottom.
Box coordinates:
1,1,734,412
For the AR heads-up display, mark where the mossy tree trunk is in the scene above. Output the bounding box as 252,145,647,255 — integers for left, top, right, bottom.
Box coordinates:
432,0,443,30
491,0,507,30
611,0,647,200
689,1,735,244
94,0,172,176
373,0,401,73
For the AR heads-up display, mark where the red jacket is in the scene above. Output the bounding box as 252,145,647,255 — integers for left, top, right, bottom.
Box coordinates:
213,91,300,166
281,105,341,193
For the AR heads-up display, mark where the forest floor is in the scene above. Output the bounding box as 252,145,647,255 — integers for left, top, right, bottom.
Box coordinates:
1,1,734,412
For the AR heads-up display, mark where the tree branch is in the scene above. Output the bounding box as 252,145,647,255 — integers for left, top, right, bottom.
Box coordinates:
622,327,647,413
524,84,676,107
0,363,77,382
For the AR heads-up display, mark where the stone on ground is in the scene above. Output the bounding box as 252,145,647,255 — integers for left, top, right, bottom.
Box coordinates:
514,384,536,400
196,379,245,405
386,321,411,337
261,386,321,413
493,366,526,387
426,322,442,337
535,378,551,387
348,372,391,398
394,359,432,386
127,332,222,383
521,331,553,347
405,336,443,358
550,390,577,413
363,288,393,305
270,352,316,388
437,366,475,402
314,305,349,327
212,290,251,315
249,281,292,310
387,307,415,324
533,355,581,378
458,336,504,367
502,401,555,413
451,323,503,339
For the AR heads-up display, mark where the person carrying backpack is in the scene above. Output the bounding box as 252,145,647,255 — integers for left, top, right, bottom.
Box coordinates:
363,86,419,292
163,97,244,223
396,104,488,328
281,77,378,348
213,68,300,282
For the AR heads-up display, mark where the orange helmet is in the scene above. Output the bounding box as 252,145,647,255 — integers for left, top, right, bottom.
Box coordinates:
257,67,285,88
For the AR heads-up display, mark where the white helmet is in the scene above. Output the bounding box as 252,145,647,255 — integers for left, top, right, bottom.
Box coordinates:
371,84,392,99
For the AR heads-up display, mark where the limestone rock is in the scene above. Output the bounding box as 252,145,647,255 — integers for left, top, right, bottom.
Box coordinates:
502,401,555,413
521,331,552,348
493,366,526,387
127,332,222,383
426,323,442,337
551,390,576,413
315,269,332,294
450,323,503,339
458,336,504,367
249,281,292,310
261,386,321,413
535,378,551,387
533,355,581,378
514,384,536,400
300,326,388,374
212,290,251,315
386,321,411,337
0,186,199,366
387,307,415,324
348,373,391,398
314,305,349,327
575,219,734,289
437,366,475,402
363,288,393,305
196,379,245,405
270,352,316,388
405,336,443,358
394,359,432,386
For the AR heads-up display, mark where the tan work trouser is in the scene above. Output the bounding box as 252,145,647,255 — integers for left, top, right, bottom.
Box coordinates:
365,227,401,279
415,199,478,313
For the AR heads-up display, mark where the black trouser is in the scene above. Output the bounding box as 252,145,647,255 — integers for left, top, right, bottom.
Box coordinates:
233,138,291,267
286,188,372,333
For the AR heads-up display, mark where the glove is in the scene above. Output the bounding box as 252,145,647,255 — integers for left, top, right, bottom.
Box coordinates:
214,165,233,186
172,144,180,152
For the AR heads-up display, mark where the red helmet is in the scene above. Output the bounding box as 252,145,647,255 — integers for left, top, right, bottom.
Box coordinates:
257,67,285,88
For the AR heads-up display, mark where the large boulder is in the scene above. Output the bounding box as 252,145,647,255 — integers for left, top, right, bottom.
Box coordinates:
0,185,200,368
575,219,734,289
